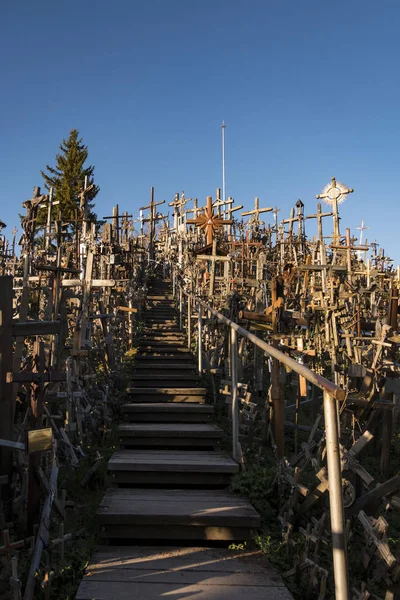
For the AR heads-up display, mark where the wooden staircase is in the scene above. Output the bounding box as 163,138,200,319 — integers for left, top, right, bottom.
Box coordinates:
97,278,260,542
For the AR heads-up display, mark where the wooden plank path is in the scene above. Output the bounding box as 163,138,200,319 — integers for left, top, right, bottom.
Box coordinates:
76,278,292,599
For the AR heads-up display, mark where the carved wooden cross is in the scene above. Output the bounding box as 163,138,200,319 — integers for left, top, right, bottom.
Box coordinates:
187,196,232,245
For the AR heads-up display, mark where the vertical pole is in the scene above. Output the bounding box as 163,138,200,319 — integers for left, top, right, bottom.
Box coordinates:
198,305,203,376
179,288,183,330
0,276,13,480
45,187,54,250
323,390,350,600
230,327,239,462
187,295,191,350
222,121,226,202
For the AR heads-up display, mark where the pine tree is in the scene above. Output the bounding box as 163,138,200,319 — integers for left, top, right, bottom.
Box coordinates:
39,129,99,227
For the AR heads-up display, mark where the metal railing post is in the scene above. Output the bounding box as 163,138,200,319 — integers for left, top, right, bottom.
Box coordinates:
187,295,191,350
323,390,350,600
179,288,182,330
198,305,203,376
172,267,176,298
230,326,239,462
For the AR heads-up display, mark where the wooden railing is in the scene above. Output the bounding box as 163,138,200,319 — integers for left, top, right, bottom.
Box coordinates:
172,270,350,600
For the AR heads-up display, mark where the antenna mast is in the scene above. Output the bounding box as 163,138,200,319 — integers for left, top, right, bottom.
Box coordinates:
221,121,226,202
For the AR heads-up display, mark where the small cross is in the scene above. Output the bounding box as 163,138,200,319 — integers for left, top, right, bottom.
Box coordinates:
355,220,370,247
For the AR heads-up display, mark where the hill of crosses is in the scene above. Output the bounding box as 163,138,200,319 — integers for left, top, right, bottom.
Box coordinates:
0,170,399,600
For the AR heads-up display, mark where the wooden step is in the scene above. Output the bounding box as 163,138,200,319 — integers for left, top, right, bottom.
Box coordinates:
117,423,222,447
138,346,190,354
134,354,194,363
133,363,195,370
145,319,177,325
126,388,206,403
97,488,260,540
122,403,213,423
76,546,292,600
142,335,185,342
107,450,239,486
132,374,200,388
144,326,181,331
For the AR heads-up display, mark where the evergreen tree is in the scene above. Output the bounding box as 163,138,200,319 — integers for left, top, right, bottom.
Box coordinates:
39,129,99,227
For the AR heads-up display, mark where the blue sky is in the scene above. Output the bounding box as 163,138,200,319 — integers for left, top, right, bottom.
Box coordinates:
1,0,399,261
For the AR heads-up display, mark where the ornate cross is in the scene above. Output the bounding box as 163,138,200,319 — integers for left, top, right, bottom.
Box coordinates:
187,196,232,245
316,177,354,242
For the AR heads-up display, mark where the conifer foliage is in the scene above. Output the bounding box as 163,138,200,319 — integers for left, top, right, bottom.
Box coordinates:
39,129,99,226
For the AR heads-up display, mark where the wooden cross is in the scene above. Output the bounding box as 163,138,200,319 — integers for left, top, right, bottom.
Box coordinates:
0,530,25,561
140,187,166,260
79,176,95,238
38,187,60,250
242,197,273,228
221,198,243,238
305,203,333,241
281,207,297,236
168,193,184,232
21,187,48,250
187,196,232,245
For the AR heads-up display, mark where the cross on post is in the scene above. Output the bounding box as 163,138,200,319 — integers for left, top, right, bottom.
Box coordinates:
305,203,333,241
221,198,243,239
168,192,188,233
316,177,354,242
21,187,48,251
187,196,233,246
242,197,273,230
141,187,166,261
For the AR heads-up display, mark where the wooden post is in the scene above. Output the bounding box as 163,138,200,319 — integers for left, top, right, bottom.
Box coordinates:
230,326,239,462
187,295,191,350
271,278,284,457
0,276,13,480
198,305,203,376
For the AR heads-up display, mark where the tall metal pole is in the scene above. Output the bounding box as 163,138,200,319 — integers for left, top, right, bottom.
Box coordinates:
222,121,226,203
323,390,350,600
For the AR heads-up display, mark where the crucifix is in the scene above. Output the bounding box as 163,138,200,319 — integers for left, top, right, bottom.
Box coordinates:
169,193,181,232
272,206,280,242
316,177,354,243
242,197,273,230
141,187,166,261
79,176,95,239
305,202,333,242
187,195,233,246
21,187,48,252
